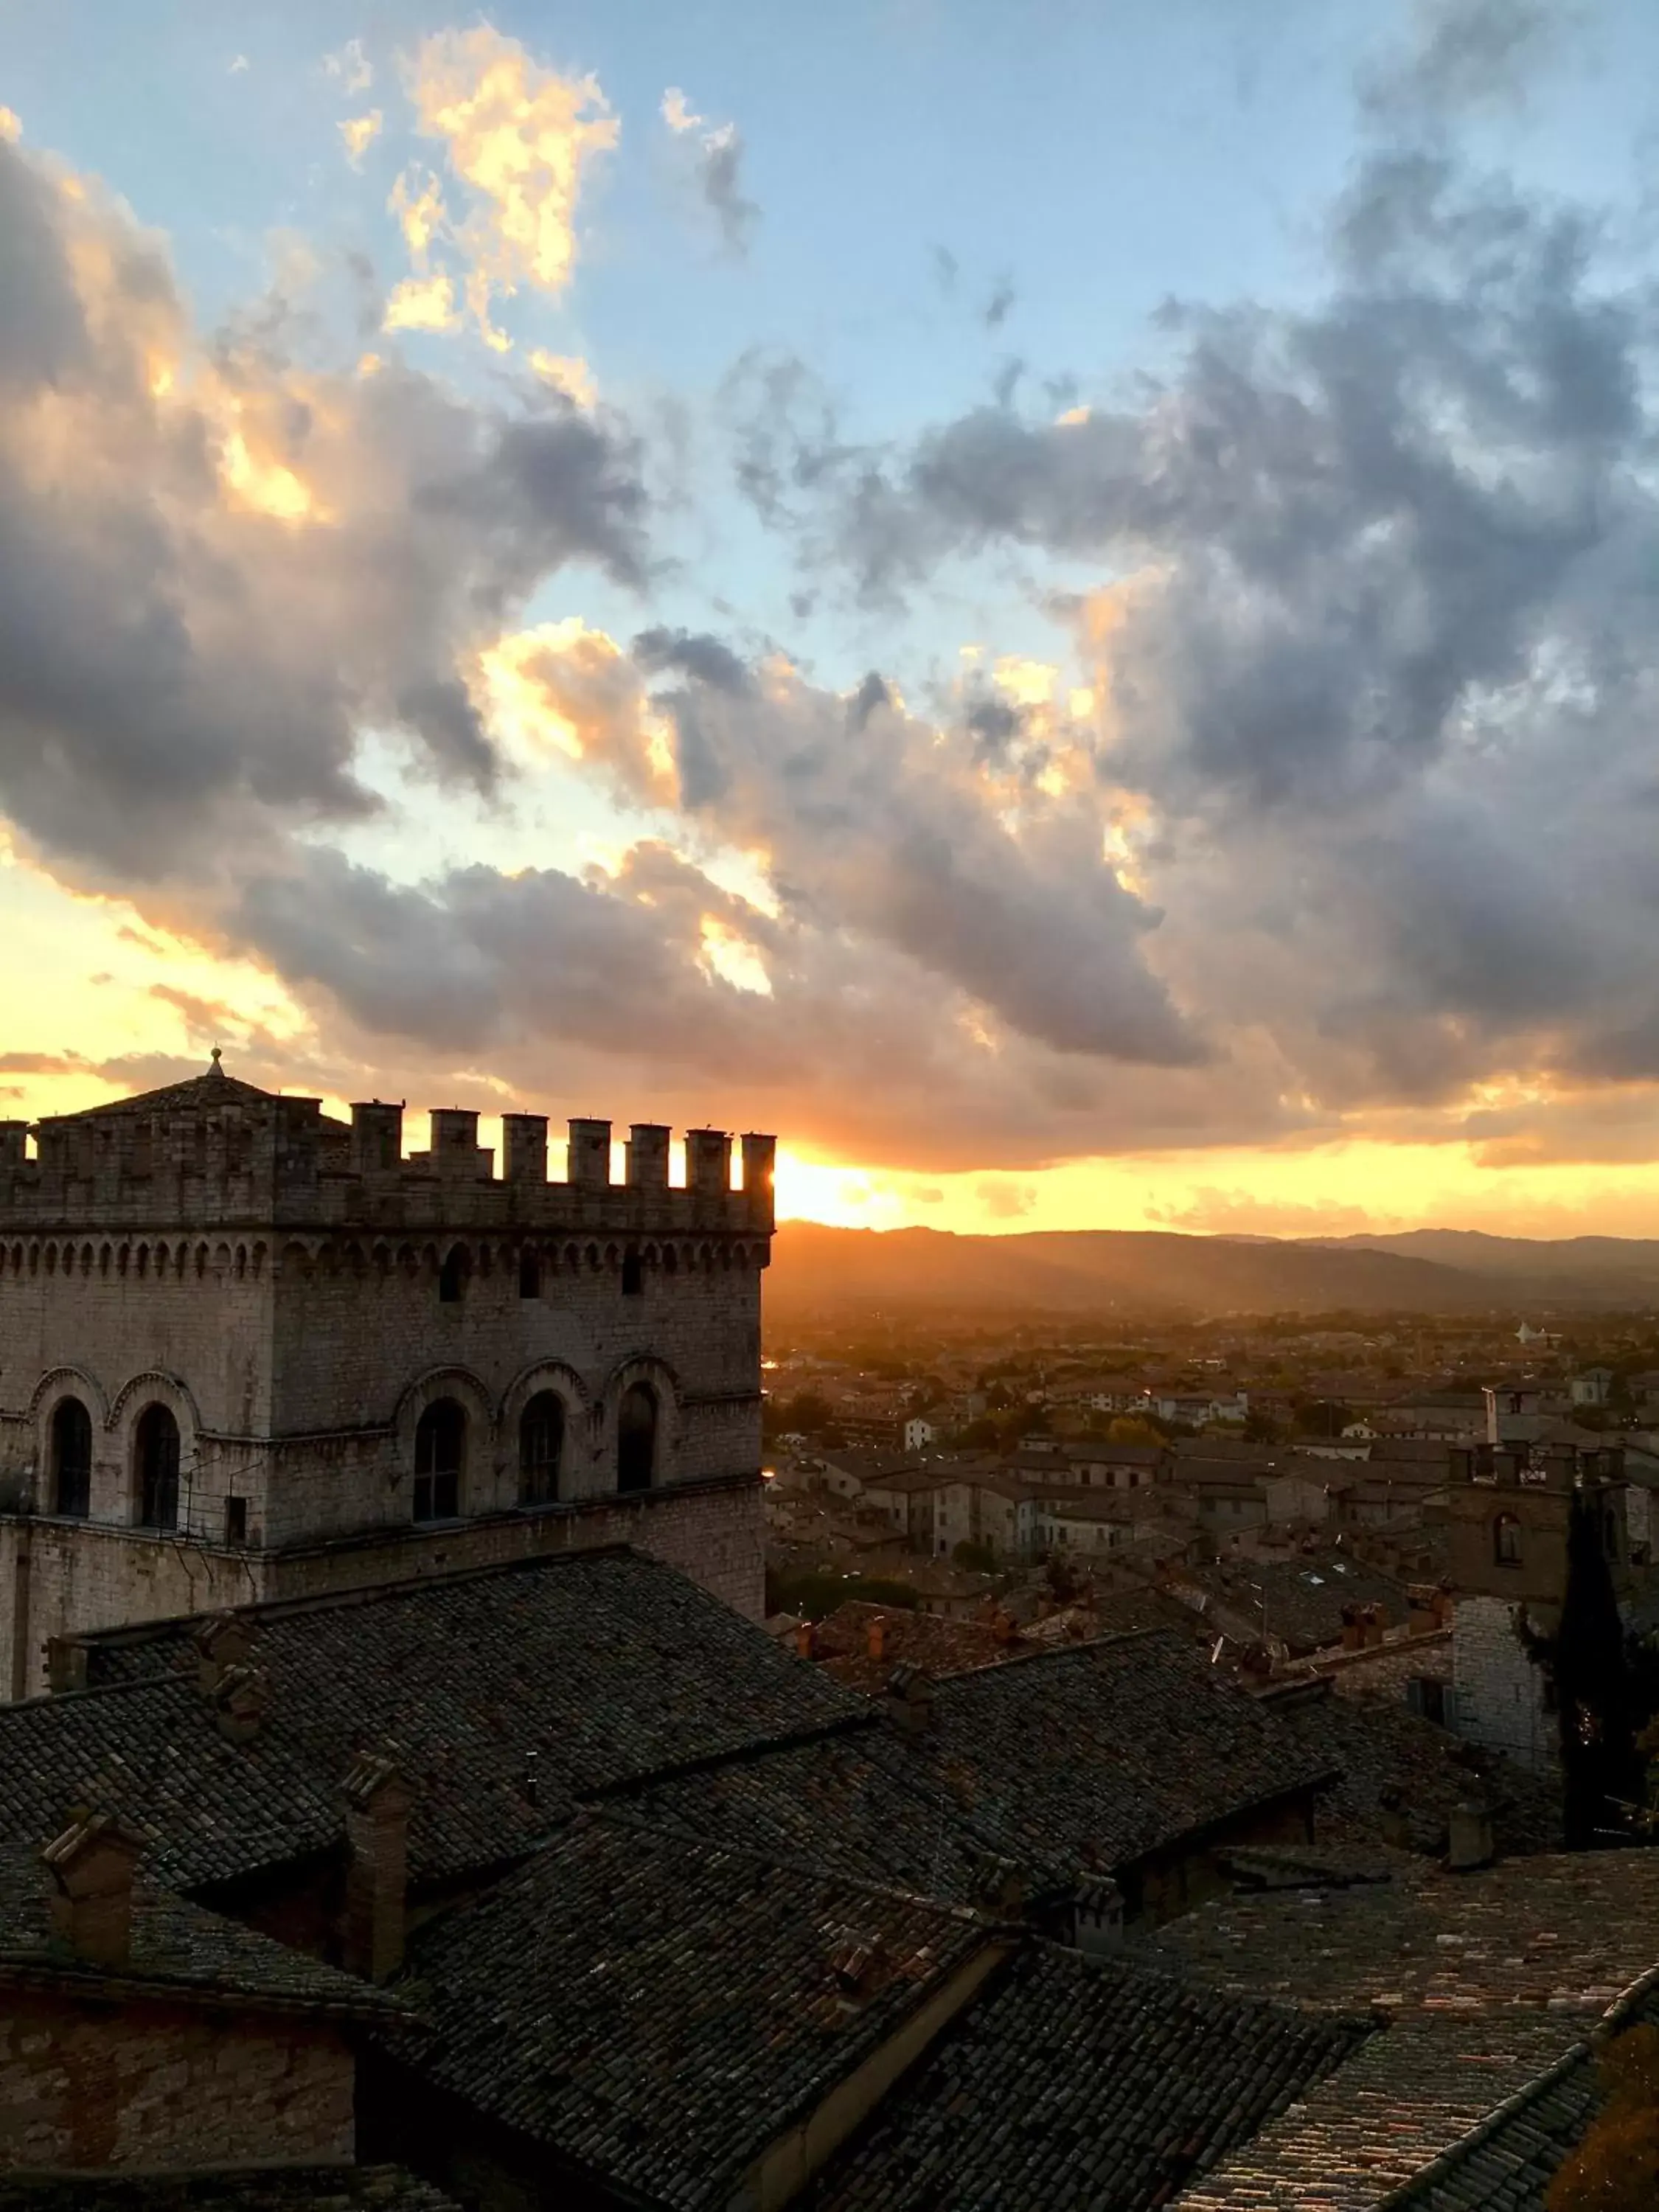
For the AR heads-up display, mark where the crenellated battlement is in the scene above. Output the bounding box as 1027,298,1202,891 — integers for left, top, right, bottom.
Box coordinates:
0,1065,776,1239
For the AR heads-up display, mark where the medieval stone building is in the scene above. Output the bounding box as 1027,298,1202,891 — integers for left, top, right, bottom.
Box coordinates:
1445,1437,1633,1771
0,1059,775,1696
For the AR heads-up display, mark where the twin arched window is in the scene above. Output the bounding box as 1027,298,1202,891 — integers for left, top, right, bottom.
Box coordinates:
520,1393,564,1505
136,1404,180,1531
51,1398,91,1519
414,1399,465,1521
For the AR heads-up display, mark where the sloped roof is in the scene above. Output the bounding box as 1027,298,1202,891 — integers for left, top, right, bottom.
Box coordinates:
0,1550,864,1891
384,1811,992,2211
895,1631,1337,1883
0,1847,400,2020
810,1943,1367,2212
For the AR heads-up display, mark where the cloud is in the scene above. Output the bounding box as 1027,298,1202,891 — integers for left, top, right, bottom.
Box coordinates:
340,111,383,167
530,349,597,408
402,26,618,341
383,271,461,332
1360,0,1564,125
983,274,1015,330
324,38,373,97
0,129,647,891
976,1178,1037,1219
661,87,759,257
1145,1188,1377,1237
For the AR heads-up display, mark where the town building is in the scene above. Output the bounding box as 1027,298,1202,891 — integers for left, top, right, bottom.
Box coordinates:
1444,1438,1635,1771
0,1061,775,1694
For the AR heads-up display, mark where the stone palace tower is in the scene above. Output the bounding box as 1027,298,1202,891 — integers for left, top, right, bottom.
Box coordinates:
0,1059,775,1697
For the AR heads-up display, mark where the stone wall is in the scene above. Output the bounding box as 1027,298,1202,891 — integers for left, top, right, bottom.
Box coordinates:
1452,1593,1558,1773
0,1987,354,2170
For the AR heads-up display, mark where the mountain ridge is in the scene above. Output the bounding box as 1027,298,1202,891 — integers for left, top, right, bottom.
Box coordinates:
766,1220,1659,1318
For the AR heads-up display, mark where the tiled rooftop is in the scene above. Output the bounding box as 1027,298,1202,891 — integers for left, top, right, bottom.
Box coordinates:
1259,1681,1562,1858
1156,1860,1659,2211
0,1551,863,1891
384,1810,995,2211
1177,1556,1411,1655
0,2173,460,2211
895,1631,1338,1885
1134,1851,1659,2018
810,1943,1368,2212
1171,2016,1593,2211
0,1848,400,2017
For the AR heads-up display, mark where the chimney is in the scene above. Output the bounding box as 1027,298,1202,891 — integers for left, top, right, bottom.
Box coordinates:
974,1854,1026,1916
794,1620,818,1660
1447,1799,1495,1873
866,1614,888,1664
194,1613,255,1696
42,1815,143,1972
991,1607,1019,1647
341,1752,414,1983
212,1663,269,1745
886,1663,936,1736
1073,1877,1126,1966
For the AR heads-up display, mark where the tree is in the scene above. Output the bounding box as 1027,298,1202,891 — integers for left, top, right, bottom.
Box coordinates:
1242,1409,1284,1443
1556,1492,1644,1851
1107,1416,1164,1447
952,1540,997,1573
1548,2024,1659,2211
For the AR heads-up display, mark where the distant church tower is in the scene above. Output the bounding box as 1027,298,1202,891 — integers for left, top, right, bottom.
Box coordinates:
0,1060,774,1698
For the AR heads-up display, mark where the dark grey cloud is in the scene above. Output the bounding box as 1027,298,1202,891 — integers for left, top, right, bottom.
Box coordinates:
630,627,752,694
1360,0,1565,125
983,275,1015,330
698,124,760,257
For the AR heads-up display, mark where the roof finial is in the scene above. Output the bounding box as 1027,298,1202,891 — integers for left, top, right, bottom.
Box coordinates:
210,1046,223,1068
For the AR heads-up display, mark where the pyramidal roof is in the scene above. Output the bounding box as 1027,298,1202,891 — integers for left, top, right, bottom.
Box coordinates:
44,1054,287,1124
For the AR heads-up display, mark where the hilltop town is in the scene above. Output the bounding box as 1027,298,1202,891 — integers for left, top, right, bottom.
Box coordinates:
0,1068,1656,2211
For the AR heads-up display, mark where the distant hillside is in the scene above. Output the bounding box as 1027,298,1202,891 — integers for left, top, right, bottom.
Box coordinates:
1307,1229,1659,1307
768,1222,1494,1320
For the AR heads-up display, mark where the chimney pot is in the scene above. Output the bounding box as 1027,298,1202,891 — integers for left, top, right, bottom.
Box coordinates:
342,1753,413,1983
42,1815,143,1972
795,1620,818,1660
886,1663,936,1736
866,1615,887,1663
194,1613,256,1695
212,1662,269,1743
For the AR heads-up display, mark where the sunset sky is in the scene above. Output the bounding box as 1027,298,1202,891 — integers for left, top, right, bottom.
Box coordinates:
7,0,1659,1236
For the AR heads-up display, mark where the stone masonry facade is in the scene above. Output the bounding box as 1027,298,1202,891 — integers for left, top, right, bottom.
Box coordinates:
0,1989,355,2169
0,1064,774,1694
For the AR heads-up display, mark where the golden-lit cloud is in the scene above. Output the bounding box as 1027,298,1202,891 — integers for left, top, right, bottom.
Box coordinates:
389,169,447,265
698,916,772,996
403,25,618,342
530,349,597,408
0,107,21,143
383,271,461,333
660,88,703,134
339,111,383,167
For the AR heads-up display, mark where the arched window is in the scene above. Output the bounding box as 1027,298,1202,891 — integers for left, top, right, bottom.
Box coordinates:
520,1393,565,1505
518,1249,540,1300
1494,1512,1523,1568
52,1398,92,1519
618,1382,657,1494
136,1405,181,1531
621,1249,644,1297
438,1246,467,1304
414,1399,465,1520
